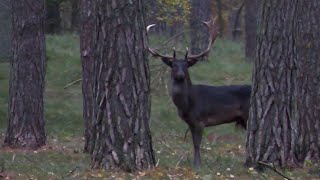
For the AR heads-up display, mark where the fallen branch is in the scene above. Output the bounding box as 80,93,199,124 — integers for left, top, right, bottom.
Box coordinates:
64,78,82,89
62,166,79,179
184,128,189,141
258,161,292,180
160,137,172,150
175,156,184,167
204,158,215,173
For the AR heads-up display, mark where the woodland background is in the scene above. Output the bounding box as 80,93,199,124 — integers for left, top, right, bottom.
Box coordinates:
0,0,319,179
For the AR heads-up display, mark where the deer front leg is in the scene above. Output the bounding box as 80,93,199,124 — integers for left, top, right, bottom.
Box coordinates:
189,125,203,169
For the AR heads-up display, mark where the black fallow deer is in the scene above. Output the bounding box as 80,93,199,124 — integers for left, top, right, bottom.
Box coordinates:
147,17,251,169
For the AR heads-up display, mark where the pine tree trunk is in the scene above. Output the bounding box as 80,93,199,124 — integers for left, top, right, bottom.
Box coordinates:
246,0,320,167
91,0,155,171
4,0,46,149
80,0,96,154
244,0,258,61
294,0,320,162
0,0,11,59
190,0,212,57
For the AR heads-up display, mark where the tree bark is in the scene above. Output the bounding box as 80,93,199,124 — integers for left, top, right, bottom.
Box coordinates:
90,0,155,171
294,0,320,162
246,0,320,167
0,0,11,59
190,0,212,57
244,0,258,61
4,0,46,149
80,0,96,154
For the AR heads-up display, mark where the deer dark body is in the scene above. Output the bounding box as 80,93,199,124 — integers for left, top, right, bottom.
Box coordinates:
168,60,250,168
147,18,251,169
171,82,251,128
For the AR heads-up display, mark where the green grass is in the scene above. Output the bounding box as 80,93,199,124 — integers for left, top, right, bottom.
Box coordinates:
0,34,318,179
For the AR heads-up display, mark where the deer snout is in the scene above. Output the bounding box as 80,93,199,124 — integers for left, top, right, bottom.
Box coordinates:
174,72,185,81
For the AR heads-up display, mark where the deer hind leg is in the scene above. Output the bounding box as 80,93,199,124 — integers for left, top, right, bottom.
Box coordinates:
189,125,203,169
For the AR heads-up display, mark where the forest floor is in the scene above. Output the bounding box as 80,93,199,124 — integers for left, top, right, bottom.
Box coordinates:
0,34,319,179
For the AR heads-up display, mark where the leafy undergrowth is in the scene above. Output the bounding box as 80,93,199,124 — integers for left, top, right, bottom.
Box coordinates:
0,34,319,179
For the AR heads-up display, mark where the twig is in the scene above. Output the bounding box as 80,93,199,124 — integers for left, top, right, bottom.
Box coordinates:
64,78,82,89
204,158,215,173
62,166,79,179
12,154,16,163
167,134,185,140
184,128,189,141
175,156,184,167
160,138,171,149
258,161,293,180
155,159,160,167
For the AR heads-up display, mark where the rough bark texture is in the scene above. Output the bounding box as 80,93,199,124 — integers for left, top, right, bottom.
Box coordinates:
80,0,96,154
4,0,46,149
190,0,212,57
294,0,320,162
244,0,258,61
90,0,155,171
246,0,320,167
0,0,11,59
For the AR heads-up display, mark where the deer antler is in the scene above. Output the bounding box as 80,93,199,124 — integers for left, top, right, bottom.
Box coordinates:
146,17,218,61
187,17,219,61
146,24,173,60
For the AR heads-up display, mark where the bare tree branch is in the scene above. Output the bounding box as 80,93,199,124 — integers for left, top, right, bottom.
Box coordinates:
258,161,293,180
64,78,82,89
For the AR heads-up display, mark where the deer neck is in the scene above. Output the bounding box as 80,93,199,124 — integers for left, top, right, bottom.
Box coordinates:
170,77,193,112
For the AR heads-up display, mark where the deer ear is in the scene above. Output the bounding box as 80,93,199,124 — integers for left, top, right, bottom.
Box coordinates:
161,57,173,67
187,59,198,67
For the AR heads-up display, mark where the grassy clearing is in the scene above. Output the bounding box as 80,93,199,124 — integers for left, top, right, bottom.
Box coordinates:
0,34,318,179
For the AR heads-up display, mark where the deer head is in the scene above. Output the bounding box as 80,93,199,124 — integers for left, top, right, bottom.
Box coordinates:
147,18,219,82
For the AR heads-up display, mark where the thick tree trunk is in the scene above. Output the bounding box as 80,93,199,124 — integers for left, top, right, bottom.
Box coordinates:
4,0,46,149
80,0,96,154
0,0,11,59
90,0,155,171
294,0,320,162
246,0,320,167
244,0,258,61
190,0,212,57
